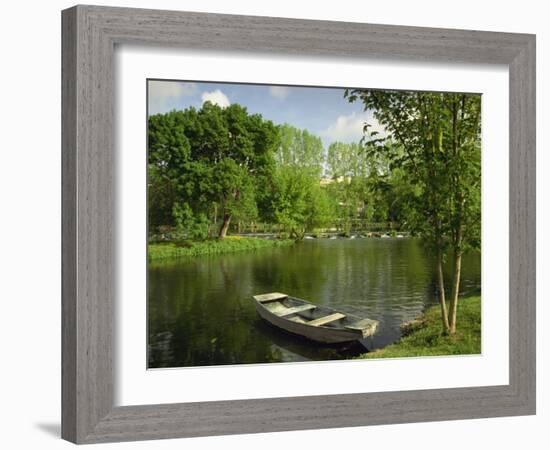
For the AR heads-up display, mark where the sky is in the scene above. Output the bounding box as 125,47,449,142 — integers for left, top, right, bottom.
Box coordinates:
147,79,384,148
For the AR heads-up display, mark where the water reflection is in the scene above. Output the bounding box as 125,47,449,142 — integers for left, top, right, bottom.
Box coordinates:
148,238,481,368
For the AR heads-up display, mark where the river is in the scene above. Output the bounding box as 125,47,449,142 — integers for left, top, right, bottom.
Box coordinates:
148,238,481,368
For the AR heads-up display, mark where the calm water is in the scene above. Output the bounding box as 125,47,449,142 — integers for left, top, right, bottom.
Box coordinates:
148,238,480,368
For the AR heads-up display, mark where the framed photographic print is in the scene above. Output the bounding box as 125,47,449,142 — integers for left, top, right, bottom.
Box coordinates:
62,5,536,444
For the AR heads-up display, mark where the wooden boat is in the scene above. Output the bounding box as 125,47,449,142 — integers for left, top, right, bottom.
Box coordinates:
253,292,378,344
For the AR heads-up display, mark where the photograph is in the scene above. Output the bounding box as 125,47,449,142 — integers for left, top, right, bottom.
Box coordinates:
146,80,482,368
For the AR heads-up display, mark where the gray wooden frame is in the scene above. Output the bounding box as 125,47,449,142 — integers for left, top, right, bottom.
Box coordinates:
62,4,536,444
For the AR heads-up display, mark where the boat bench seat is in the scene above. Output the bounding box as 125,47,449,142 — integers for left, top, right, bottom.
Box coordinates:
308,312,346,327
254,292,288,303
278,304,316,317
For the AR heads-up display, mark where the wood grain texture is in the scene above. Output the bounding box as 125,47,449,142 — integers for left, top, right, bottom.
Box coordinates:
61,7,77,443
62,5,114,442
508,36,536,410
61,4,536,444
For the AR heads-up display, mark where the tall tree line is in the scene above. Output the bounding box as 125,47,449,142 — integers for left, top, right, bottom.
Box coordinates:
149,106,414,234
148,104,410,241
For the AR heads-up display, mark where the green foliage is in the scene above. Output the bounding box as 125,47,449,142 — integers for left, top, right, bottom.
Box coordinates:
148,102,278,238
305,183,336,230
327,141,369,179
325,141,410,231
269,128,337,238
345,89,482,254
148,237,295,261
365,168,419,225
271,166,311,239
211,158,258,223
147,111,192,229
172,203,209,240
345,89,481,333
276,124,325,177
358,296,481,358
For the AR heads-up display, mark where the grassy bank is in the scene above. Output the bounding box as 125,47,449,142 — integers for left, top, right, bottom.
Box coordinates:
360,295,481,359
148,236,295,261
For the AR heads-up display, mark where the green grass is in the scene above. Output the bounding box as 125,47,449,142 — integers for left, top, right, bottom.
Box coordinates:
359,295,481,359
148,236,295,261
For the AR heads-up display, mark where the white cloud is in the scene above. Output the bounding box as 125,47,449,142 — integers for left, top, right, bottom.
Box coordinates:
148,81,197,114
269,86,290,99
321,111,386,144
201,89,231,108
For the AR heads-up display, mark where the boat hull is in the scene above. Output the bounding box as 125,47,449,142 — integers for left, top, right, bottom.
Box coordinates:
255,301,365,344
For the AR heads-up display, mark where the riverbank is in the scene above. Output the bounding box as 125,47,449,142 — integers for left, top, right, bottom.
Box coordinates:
359,295,481,359
148,236,295,260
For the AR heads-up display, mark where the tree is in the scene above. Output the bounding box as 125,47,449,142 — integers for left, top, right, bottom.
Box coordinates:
172,202,209,240
327,141,368,179
346,89,481,334
304,183,336,231
326,141,382,234
211,158,258,238
148,102,279,239
266,125,335,238
364,166,419,225
147,110,192,230
276,124,325,177
271,166,311,239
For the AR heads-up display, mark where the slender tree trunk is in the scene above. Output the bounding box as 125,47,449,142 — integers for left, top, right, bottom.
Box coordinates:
448,250,462,334
437,248,451,334
219,212,231,239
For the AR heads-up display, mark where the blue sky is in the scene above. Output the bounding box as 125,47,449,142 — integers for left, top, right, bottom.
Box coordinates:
147,80,383,148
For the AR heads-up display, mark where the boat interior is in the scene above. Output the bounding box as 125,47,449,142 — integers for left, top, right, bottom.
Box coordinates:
255,293,361,329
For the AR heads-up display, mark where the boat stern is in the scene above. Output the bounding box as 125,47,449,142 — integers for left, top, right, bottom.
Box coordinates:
345,318,379,338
